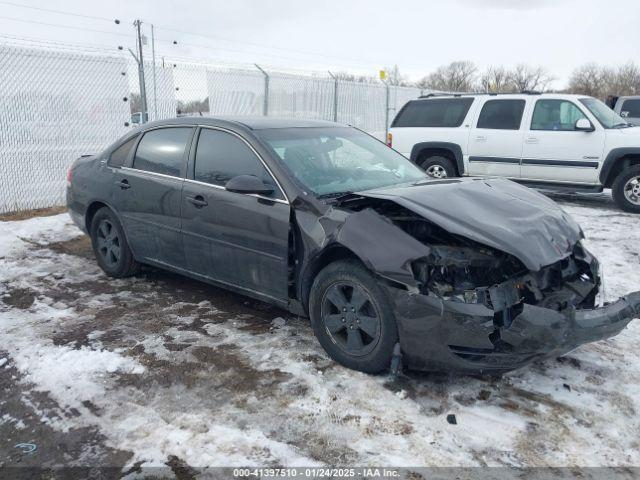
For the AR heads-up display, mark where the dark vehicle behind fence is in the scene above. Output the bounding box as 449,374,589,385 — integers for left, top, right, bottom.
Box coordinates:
67,117,640,374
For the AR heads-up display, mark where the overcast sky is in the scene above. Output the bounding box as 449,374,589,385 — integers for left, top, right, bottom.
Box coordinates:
0,0,638,87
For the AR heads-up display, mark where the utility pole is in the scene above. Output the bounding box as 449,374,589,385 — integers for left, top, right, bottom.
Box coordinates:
128,19,148,123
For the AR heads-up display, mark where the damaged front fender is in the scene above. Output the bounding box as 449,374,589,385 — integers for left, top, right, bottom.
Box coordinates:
331,207,432,289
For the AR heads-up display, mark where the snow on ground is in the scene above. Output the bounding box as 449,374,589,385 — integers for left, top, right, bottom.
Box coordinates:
1,194,640,471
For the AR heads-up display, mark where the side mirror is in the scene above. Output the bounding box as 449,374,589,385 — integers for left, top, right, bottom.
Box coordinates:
225,175,274,195
575,118,595,132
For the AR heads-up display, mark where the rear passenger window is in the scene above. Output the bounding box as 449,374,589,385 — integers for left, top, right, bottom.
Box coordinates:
194,129,282,199
108,136,137,168
132,127,192,177
621,99,640,118
476,99,525,130
392,98,474,128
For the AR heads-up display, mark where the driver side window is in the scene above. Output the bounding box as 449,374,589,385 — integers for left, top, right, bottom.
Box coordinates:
531,100,588,131
194,128,283,199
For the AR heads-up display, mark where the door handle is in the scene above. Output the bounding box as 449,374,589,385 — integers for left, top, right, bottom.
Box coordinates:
525,137,539,144
475,135,487,142
187,195,208,208
115,179,130,189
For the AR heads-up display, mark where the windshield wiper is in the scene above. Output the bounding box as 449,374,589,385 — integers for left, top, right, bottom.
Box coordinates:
316,191,354,199
612,122,631,128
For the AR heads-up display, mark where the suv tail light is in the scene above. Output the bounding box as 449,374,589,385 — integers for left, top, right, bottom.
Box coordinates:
386,132,392,147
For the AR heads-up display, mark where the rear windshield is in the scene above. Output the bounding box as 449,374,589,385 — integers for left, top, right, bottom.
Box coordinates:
621,99,640,118
391,98,474,128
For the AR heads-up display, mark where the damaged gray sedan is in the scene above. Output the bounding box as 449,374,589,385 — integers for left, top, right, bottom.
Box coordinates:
67,117,640,374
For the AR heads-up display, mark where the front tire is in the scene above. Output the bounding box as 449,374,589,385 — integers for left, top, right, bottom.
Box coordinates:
420,155,456,179
309,260,398,374
612,165,640,213
90,207,140,277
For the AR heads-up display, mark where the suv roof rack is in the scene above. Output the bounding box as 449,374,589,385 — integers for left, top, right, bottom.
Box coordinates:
418,91,543,99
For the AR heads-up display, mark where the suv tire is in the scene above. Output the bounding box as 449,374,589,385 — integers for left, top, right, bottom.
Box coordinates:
90,207,140,277
612,165,640,213
309,259,399,374
421,155,456,179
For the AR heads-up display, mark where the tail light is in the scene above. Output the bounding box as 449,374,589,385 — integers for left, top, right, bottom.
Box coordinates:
66,165,73,185
386,132,392,148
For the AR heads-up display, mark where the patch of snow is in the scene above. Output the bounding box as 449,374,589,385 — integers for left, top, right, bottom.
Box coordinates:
271,317,286,328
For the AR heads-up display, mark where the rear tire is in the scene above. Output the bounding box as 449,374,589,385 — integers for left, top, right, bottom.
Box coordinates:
612,165,640,213
309,259,398,374
90,207,140,277
421,155,456,179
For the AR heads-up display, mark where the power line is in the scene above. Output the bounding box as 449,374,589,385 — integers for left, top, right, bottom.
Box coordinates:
151,35,383,71
0,0,119,23
152,24,382,67
0,15,131,38
152,25,431,73
0,33,122,52
0,3,404,72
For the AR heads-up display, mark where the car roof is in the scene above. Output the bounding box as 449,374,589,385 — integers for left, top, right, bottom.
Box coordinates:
415,92,594,101
139,116,342,130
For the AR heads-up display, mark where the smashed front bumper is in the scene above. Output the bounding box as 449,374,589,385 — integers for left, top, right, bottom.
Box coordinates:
386,287,640,373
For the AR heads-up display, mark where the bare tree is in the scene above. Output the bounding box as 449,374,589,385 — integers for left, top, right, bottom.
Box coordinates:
568,63,610,98
566,62,640,98
331,71,379,84
508,64,553,92
610,62,640,96
418,60,478,92
177,97,209,115
478,66,514,93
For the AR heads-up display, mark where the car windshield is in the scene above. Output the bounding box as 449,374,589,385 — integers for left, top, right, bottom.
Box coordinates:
255,127,427,197
579,97,630,128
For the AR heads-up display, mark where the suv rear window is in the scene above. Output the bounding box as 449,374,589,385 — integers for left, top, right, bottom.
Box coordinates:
621,99,640,118
476,99,525,130
392,98,474,128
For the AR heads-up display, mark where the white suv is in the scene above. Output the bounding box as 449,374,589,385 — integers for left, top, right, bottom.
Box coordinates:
388,93,640,212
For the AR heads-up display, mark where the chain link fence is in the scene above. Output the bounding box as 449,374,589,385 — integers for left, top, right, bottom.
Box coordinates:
0,39,422,214
0,41,131,213
162,60,421,140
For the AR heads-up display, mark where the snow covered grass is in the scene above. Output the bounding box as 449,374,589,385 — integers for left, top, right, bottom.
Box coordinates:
1,196,640,469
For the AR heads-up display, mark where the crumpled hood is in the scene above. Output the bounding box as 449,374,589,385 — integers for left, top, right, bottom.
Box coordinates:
359,177,583,271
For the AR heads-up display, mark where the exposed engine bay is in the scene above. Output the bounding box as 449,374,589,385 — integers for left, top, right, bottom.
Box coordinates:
337,196,600,317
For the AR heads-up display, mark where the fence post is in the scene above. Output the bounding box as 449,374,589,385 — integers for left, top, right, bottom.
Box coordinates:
255,64,269,116
150,24,158,120
383,81,390,140
328,71,338,122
